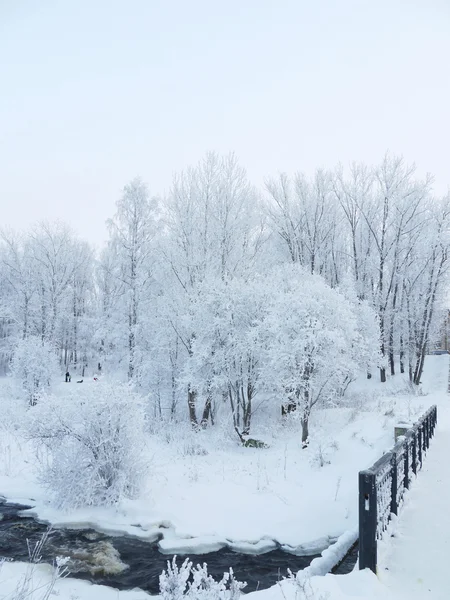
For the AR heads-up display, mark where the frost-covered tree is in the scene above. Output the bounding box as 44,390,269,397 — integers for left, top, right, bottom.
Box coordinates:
162,153,266,424
29,222,87,346
106,178,159,380
266,156,448,386
63,241,95,374
401,195,450,384
263,266,368,445
0,224,96,373
178,277,268,432
0,229,36,344
10,336,59,405
27,383,147,507
338,272,382,383
265,169,343,285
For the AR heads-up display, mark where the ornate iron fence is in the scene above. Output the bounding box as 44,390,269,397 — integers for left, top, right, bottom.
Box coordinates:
358,405,437,572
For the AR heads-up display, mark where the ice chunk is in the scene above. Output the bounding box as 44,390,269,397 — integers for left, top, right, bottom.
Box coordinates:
158,535,227,555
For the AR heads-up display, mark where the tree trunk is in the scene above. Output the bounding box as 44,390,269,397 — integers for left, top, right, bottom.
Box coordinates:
389,283,398,376
379,314,386,382
73,288,78,370
389,349,394,377
414,350,427,386
228,386,237,429
399,334,405,374
301,412,309,448
413,250,445,385
200,392,212,428
388,309,395,375
128,321,135,380
242,381,253,434
23,295,29,340
188,387,198,427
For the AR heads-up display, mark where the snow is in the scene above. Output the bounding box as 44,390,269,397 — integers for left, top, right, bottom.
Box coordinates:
376,359,450,599
0,371,422,554
158,535,228,555
0,561,151,600
1,355,449,599
305,529,358,577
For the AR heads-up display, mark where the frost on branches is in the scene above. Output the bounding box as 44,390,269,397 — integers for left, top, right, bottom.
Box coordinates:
0,153,449,435
27,383,147,508
159,556,246,600
264,265,379,446
10,337,59,405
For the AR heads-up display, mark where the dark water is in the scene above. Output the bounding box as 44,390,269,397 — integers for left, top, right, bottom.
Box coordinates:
0,500,357,594
332,541,359,574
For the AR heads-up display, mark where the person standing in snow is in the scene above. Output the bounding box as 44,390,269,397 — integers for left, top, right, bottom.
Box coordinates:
65,370,71,382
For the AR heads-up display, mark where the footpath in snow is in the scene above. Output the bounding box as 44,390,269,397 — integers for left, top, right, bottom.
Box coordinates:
378,384,450,598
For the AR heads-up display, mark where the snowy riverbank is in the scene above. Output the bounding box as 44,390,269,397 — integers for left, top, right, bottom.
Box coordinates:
1,355,447,599
1,360,445,556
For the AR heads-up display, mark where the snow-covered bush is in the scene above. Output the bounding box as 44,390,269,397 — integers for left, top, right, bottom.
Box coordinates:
10,336,59,405
27,382,147,508
159,557,246,599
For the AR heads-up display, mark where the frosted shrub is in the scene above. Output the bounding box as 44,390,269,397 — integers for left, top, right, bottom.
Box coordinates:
160,557,193,600
10,337,59,405
27,383,147,508
159,557,246,599
309,439,339,469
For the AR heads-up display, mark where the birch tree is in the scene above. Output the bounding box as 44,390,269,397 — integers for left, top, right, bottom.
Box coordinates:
106,177,159,380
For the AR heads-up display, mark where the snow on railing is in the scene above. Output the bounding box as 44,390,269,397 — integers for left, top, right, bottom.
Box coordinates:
358,404,437,573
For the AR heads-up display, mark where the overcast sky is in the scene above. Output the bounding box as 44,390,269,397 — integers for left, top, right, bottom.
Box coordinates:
1,0,449,247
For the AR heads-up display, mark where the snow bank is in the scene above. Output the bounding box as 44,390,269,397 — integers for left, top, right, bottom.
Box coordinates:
158,535,227,555
245,568,396,599
228,538,277,554
299,528,358,577
19,506,163,542
0,561,152,600
280,535,334,556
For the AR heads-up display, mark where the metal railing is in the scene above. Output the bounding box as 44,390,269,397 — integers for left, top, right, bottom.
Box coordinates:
358,405,437,572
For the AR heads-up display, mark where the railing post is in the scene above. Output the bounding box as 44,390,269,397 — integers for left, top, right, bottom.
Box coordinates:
422,421,427,452
359,470,377,573
390,452,398,516
418,426,423,467
404,439,409,490
411,431,417,475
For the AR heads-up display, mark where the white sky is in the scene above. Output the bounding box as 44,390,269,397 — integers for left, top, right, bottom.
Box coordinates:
1,0,449,247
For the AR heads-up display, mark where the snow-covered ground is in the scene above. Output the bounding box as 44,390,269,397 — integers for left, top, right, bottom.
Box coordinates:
0,372,431,554
0,355,448,598
376,368,450,599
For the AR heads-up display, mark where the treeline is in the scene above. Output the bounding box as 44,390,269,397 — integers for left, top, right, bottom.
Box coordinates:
1,153,448,436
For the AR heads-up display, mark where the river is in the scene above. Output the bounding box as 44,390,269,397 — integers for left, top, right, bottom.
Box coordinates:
0,499,356,594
